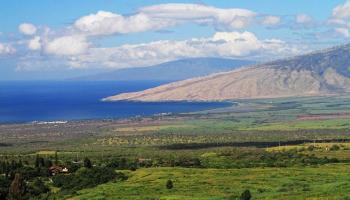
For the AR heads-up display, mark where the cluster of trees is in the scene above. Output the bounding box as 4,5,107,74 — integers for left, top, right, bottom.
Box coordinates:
0,160,23,178
0,157,56,199
0,172,49,200
52,166,127,194
0,156,127,199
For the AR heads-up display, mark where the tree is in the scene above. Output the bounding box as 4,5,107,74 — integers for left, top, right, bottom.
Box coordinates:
83,158,92,168
27,178,49,197
54,151,59,165
8,173,26,200
240,189,251,200
35,155,45,168
0,176,10,200
44,159,52,168
166,179,173,189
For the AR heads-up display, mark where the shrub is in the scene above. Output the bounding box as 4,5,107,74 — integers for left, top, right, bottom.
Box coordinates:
307,145,315,151
330,144,340,151
83,158,92,169
240,189,251,200
166,180,173,189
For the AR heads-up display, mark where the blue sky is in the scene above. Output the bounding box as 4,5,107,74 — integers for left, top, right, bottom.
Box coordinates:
0,0,350,80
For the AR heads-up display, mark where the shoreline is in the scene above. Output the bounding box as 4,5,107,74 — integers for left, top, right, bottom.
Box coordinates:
0,101,234,125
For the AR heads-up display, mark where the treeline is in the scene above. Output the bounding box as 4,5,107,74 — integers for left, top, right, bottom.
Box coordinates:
160,138,350,150
101,149,340,170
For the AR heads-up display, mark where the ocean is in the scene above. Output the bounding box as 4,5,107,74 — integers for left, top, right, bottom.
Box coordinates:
0,81,230,123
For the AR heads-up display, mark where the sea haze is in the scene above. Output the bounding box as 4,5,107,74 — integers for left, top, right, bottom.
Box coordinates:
0,81,230,123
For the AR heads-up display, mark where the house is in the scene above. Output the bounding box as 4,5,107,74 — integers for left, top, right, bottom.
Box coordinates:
62,167,69,173
49,166,69,175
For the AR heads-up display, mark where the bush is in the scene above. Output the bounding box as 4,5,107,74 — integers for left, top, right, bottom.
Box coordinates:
307,145,315,151
240,189,251,200
330,144,340,151
166,180,173,189
83,158,92,169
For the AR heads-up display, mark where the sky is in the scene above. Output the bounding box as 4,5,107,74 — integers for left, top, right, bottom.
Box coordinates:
1,0,350,80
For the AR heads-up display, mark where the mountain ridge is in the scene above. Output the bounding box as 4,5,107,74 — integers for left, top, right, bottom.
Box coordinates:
74,57,254,81
104,44,350,102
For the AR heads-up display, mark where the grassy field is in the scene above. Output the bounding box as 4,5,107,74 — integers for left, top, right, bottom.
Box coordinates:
71,164,350,200
2,95,350,199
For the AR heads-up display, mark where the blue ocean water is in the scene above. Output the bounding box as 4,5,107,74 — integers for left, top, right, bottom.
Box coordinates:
0,81,230,123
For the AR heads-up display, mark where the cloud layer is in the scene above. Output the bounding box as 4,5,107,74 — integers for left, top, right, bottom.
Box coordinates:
72,4,263,37
7,1,350,72
18,31,303,70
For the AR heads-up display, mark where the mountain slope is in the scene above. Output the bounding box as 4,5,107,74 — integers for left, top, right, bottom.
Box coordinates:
104,44,350,102
75,57,254,81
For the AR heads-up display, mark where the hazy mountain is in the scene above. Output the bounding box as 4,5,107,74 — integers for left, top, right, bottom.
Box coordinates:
104,44,350,102
75,58,254,81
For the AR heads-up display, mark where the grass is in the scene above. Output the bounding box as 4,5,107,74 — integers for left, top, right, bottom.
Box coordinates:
113,124,193,132
243,119,350,131
267,142,350,151
70,164,350,200
36,150,57,155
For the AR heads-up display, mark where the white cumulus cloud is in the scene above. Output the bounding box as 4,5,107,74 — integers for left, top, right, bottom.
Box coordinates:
74,11,174,36
329,1,350,38
0,43,16,55
18,23,37,35
74,4,258,36
332,0,350,20
262,16,281,26
335,27,350,37
296,14,313,24
140,4,256,29
28,36,41,50
44,35,89,56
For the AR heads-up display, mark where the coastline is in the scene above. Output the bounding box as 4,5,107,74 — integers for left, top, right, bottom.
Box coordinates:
0,101,234,125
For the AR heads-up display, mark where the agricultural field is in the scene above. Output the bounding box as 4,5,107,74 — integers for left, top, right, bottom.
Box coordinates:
2,95,350,199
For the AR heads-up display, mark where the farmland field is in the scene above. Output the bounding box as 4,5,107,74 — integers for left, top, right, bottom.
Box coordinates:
2,95,350,199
